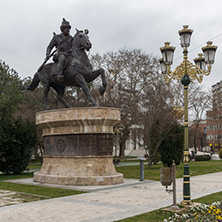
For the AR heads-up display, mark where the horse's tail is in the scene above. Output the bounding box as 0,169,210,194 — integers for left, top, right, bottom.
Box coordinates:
19,72,40,91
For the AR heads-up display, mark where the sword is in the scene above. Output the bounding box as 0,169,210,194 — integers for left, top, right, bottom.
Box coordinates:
37,49,57,72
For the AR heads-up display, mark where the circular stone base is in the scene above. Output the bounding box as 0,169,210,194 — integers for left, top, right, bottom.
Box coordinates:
34,108,124,186
34,172,124,186
34,156,123,186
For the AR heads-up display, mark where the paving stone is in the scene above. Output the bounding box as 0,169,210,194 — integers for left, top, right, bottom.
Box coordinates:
0,172,221,221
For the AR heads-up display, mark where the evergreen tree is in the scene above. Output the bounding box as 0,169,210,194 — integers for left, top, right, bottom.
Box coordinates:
0,61,38,174
0,61,22,121
158,122,184,167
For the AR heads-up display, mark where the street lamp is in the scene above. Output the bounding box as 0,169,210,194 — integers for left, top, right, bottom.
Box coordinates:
159,25,217,205
114,124,125,166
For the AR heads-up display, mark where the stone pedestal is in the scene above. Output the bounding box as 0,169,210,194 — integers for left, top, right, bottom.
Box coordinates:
34,107,124,185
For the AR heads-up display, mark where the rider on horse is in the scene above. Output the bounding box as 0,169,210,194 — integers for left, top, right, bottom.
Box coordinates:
20,27,107,110
46,18,73,82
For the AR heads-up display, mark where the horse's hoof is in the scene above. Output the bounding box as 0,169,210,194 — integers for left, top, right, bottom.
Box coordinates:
99,87,105,95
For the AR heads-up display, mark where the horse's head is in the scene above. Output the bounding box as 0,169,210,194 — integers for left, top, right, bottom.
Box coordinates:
73,29,92,51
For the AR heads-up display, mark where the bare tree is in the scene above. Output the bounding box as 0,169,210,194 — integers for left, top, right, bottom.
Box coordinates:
139,78,181,168
90,48,182,164
170,81,212,152
190,86,211,152
90,48,162,158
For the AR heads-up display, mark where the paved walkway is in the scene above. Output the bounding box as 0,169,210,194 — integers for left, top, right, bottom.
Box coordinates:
0,172,222,222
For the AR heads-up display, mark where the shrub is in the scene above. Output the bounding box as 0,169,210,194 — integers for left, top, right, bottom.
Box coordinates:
195,154,211,161
219,149,222,159
0,117,38,174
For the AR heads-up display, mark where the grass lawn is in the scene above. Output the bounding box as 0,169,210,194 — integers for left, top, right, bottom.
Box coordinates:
0,172,34,181
0,172,85,198
116,191,222,222
116,160,222,181
1,160,221,198
27,162,42,170
0,160,221,220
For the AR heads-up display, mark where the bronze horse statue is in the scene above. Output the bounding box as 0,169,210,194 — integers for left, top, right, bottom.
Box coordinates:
20,29,107,110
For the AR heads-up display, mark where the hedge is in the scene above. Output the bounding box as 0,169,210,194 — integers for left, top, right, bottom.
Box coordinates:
194,155,211,161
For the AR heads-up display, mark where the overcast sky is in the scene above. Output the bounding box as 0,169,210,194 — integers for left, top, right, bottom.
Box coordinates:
1,0,222,90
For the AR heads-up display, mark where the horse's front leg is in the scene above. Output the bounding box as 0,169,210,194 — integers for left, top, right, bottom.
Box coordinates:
86,68,107,95
98,68,107,95
75,73,98,106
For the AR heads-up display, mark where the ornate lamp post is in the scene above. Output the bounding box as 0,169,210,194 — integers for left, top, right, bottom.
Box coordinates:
114,125,125,166
159,25,217,205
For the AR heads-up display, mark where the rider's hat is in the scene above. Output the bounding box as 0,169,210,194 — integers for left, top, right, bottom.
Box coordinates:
60,18,71,31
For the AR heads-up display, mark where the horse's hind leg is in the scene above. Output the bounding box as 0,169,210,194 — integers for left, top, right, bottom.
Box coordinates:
19,72,40,91
53,85,71,108
43,84,50,110
75,73,98,106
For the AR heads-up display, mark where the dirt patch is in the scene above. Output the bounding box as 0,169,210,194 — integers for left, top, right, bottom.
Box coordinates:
0,189,48,207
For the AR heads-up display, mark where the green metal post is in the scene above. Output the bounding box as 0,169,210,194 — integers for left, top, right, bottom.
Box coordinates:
181,48,191,205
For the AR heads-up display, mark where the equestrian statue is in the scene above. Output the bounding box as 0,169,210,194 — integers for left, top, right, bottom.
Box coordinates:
20,18,107,110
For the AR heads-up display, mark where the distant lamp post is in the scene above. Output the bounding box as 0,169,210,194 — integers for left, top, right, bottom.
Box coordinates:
159,25,217,205
114,124,125,166
109,69,118,84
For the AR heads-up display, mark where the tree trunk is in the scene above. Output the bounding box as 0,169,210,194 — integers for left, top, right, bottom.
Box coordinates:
193,137,197,152
119,141,125,159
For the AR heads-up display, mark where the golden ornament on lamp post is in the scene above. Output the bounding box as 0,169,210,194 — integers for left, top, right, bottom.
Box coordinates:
159,25,217,205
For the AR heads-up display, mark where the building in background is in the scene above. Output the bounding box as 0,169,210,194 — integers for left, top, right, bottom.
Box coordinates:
206,110,222,152
212,81,222,110
206,81,222,152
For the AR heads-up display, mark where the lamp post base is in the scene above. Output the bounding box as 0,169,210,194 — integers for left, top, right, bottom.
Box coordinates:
182,200,192,206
